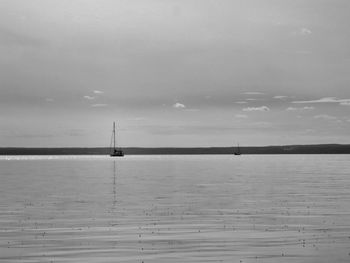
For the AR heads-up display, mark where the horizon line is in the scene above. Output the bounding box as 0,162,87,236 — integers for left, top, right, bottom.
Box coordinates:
1,143,350,149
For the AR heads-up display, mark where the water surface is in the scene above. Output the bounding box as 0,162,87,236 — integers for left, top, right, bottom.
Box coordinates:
1,155,350,262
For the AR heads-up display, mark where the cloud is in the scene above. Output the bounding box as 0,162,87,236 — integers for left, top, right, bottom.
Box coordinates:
286,106,314,111
292,97,350,106
338,99,350,105
91,104,108,107
173,102,186,109
300,28,312,35
243,106,270,112
274,95,288,99
242,92,264,95
93,90,104,94
314,114,338,121
293,97,337,103
292,27,312,36
340,101,350,106
235,101,247,104
45,98,54,102
235,114,248,118
83,95,95,100
303,106,315,110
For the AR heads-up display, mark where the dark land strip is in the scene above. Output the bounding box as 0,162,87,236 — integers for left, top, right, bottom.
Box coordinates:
1,144,350,155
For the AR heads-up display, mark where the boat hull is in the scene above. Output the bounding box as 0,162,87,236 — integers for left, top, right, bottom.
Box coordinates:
110,150,124,157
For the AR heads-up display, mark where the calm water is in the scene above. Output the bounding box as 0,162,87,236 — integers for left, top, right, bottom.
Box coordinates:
0,155,350,263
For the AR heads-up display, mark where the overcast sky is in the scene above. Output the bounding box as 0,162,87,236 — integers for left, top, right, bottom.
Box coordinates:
1,0,350,147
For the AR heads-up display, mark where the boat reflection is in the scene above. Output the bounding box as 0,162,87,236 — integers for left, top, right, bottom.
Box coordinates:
112,160,117,208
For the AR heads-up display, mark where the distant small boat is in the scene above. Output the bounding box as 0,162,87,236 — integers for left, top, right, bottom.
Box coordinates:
234,143,241,155
110,122,124,157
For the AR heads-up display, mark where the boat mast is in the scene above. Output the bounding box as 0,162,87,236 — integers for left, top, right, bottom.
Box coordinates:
113,122,116,150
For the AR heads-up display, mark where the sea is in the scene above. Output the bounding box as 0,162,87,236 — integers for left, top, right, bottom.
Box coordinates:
0,155,350,263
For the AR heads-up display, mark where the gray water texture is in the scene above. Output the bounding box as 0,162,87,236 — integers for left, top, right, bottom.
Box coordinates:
0,155,350,262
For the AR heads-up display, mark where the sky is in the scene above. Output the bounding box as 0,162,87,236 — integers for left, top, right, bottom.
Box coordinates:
1,0,350,147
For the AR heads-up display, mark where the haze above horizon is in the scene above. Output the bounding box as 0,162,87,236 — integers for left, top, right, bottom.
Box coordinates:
1,0,350,147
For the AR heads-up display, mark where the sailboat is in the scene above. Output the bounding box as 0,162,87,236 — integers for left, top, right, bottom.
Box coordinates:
234,143,241,155
110,122,124,157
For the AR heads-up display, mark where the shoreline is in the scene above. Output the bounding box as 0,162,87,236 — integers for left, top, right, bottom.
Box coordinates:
1,144,350,155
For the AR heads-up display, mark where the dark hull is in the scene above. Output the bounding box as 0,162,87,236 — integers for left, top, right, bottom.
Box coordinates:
110,150,124,157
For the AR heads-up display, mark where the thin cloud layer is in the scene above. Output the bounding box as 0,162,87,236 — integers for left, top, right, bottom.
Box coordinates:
243,106,270,112
303,106,315,110
340,101,350,106
173,103,186,109
91,104,107,107
291,27,312,37
300,28,312,35
314,114,338,121
286,106,314,111
293,97,350,105
274,96,288,99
